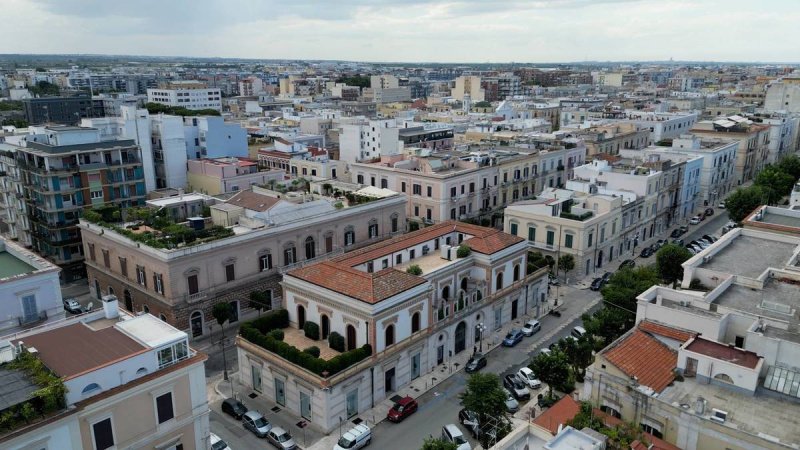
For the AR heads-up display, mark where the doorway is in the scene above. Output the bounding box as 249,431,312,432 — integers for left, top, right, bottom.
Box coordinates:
437,345,445,365
251,365,262,392
190,311,203,338
300,391,312,420
321,315,330,340
511,299,519,320
275,378,286,406
297,305,306,329
454,322,466,354
596,250,604,269
384,367,396,394
123,290,133,312
346,324,357,351
346,389,358,418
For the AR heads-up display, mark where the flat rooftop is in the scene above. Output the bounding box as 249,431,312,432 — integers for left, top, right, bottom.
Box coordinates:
0,367,40,411
700,235,796,278
116,314,186,349
659,376,800,446
146,194,210,208
396,251,460,274
762,209,800,229
0,251,35,279
716,278,800,327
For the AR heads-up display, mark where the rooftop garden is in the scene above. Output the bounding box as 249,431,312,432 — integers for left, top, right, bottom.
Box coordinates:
82,205,233,250
560,210,593,221
0,350,66,434
239,309,372,377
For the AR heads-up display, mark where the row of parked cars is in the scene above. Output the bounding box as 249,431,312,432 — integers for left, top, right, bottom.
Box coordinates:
220,398,298,449
689,207,717,225
685,234,718,255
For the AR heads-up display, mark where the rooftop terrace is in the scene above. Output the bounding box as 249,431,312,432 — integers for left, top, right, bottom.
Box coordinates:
0,251,35,279
700,234,796,278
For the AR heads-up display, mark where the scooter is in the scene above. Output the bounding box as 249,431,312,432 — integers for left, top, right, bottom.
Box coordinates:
548,309,562,317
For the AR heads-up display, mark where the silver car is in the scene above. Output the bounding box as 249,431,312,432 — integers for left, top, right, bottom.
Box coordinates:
504,389,519,412
242,411,272,438
266,426,297,450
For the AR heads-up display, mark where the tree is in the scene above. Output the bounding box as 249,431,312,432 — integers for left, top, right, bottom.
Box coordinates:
212,302,234,380
726,185,768,222
407,264,423,275
656,244,692,285
567,401,604,432
777,155,800,181
29,80,60,96
557,335,595,380
460,373,508,425
600,266,660,329
755,165,794,204
249,290,271,316
530,350,572,398
421,437,458,450
557,254,575,280
582,308,630,350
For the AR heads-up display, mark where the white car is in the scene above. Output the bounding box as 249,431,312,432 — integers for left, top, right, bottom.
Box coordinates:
718,202,726,209
210,432,233,450
689,216,702,225
503,389,519,412
518,367,542,389
521,320,541,337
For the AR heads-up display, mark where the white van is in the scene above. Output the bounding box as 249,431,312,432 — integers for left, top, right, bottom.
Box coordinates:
571,326,587,339
334,424,371,450
442,424,471,450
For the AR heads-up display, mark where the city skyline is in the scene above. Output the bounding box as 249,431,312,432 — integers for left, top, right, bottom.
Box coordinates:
3,0,799,63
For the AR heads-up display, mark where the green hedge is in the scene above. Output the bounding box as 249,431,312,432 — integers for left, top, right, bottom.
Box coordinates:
268,329,284,341
328,331,345,352
239,312,372,377
303,321,320,341
304,346,321,358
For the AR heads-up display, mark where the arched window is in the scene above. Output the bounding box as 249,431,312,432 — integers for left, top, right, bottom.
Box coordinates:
143,305,150,314
385,324,395,347
496,272,504,291
123,289,133,312
159,313,167,322
136,367,148,377
411,312,420,333
190,310,204,338
513,264,520,282
714,373,734,384
304,236,316,260
441,285,450,300
82,383,101,395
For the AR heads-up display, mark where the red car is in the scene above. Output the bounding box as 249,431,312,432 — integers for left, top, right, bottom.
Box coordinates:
386,396,418,422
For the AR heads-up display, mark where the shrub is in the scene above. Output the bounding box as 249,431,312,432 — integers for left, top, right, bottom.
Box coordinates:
409,221,420,231
456,244,471,258
251,309,289,334
304,346,321,358
328,331,345,352
407,264,423,275
268,329,284,341
303,321,320,341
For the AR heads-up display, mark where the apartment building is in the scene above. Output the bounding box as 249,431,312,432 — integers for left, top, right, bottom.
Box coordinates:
339,119,400,163
569,121,650,156
12,126,146,282
147,82,222,112
22,93,94,126
582,208,800,450
0,237,62,332
0,144,30,246
667,135,739,207
617,111,699,145
759,113,800,165
236,221,549,433
452,76,486,102
78,189,407,337
186,157,284,195
0,299,209,450
238,76,265,97
764,77,800,113
691,116,770,185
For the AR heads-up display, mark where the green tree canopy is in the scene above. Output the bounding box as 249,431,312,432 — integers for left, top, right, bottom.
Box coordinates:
556,335,595,380
459,373,508,424
335,75,370,88
29,80,60,96
656,244,693,284
530,350,572,398
212,302,234,327
777,155,800,181
755,165,795,204
600,266,660,329
421,437,458,450
557,254,575,278
725,185,768,222
581,307,631,351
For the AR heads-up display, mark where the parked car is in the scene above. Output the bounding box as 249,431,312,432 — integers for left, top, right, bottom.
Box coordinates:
619,259,635,269
242,411,272,438
718,201,726,209
686,246,697,255
387,396,418,422
503,389,520,412
693,240,710,249
459,409,480,437
503,374,531,399
521,320,541,337
689,216,702,225
517,367,542,389
671,238,684,246
266,427,297,450
601,271,613,283
502,329,525,347
704,208,714,217
210,432,232,450
63,298,83,315
571,326,587,339
702,234,717,243
655,239,667,249
590,277,605,291
442,424,471,450
221,398,247,420
539,348,552,356
548,272,561,286
689,244,704,253
670,228,683,238
465,352,487,373
335,424,372,450
639,247,655,258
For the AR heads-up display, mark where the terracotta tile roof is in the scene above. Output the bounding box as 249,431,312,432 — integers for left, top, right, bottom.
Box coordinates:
226,190,281,212
638,320,696,343
289,262,426,304
13,323,147,380
258,149,293,159
532,395,580,435
684,337,760,369
603,329,677,393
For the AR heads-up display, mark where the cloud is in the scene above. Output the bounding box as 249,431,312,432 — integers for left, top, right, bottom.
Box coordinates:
2,0,798,62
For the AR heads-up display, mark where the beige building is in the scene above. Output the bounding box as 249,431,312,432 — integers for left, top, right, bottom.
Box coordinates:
582,218,800,450
186,157,285,195
0,301,209,450
570,122,650,156
691,117,770,185
78,189,407,338
452,76,486,102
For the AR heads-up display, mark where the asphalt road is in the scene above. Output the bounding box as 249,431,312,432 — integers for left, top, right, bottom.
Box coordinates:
368,299,603,450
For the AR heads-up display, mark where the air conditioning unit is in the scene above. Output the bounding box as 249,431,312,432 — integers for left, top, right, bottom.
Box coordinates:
710,408,728,423
441,244,452,261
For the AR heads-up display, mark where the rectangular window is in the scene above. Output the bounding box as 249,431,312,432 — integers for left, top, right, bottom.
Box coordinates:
118,257,127,278
427,186,432,197
90,190,103,199
136,265,147,287
156,392,175,424
88,243,96,261
546,230,555,246
225,263,235,282
413,184,421,195
154,273,164,294
528,227,536,241
564,234,574,248
450,187,457,197
187,274,199,295
587,233,593,247
102,249,110,268
284,247,296,265
510,223,518,235
401,182,406,192
259,253,272,271
92,418,114,450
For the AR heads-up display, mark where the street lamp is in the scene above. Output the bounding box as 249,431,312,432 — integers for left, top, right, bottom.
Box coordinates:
475,323,486,352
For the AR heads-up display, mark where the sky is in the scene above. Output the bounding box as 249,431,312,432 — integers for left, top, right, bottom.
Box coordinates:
2,0,799,63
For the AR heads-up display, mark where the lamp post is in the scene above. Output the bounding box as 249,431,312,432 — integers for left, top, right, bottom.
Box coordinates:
475,323,486,352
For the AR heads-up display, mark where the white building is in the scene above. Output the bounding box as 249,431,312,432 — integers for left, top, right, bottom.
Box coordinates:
667,135,739,207
0,238,62,332
147,86,222,112
339,119,400,163
764,78,800,113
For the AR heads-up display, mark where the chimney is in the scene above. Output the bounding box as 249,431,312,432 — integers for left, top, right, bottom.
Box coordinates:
102,294,120,319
